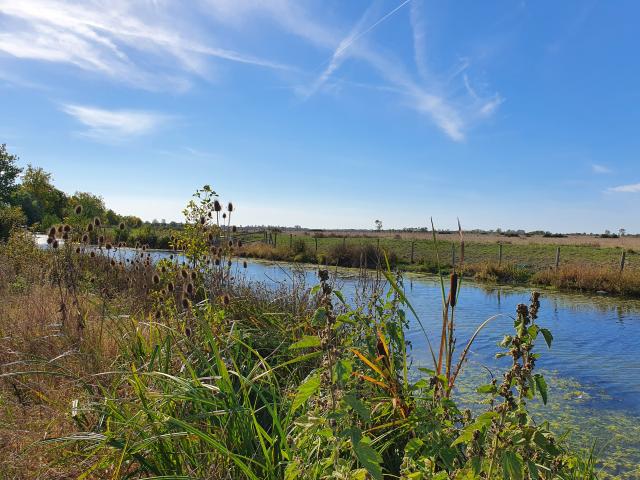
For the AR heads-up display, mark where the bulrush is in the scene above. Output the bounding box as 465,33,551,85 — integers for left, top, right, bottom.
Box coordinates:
74,204,82,215
449,272,458,308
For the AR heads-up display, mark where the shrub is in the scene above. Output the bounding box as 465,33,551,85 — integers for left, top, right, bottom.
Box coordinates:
0,205,27,240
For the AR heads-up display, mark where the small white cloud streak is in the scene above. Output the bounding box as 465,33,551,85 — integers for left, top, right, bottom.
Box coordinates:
410,0,429,81
608,183,640,193
592,164,612,174
61,104,169,140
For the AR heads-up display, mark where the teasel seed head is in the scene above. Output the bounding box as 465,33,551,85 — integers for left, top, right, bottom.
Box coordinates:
110,259,116,267
105,243,112,250
52,239,59,249
238,240,243,247
243,260,248,269
153,274,160,284
181,269,188,279
57,225,64,234
119,222,125,230
82,234,89,243
222,213,227,220
161,265,166,273
62,232,69,240
48,227,56,237
75,247,81,254
74,205,82,215
63,224,71,233
215,258,220,266
208,233,214,241
142,245,147,251
213,200,222,212
186,282,194,295
227,202,233,212
227,260,232,267
98,235,105,245
46,236,53,245
232,225,237,232
182,297,191,309
167,282,174,292
90,251,96,258
87,223,94,232
222,293,230,306
94,217,101,227
200,215,206,225
190,271,197,281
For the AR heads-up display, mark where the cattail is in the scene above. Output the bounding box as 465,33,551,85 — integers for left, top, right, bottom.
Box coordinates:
52,240,59,249
48,227,56,237
74,205,82,215
94,217,101,227
213,200,222,212
119,222,125,230
222,293,230,306
153,274,160,284
186,282,194,295
227,202,233,212
87,223,94,232
63,224,71,233
182,297,190,309
243,260,248,268
167,282,174,292
449,273,458,308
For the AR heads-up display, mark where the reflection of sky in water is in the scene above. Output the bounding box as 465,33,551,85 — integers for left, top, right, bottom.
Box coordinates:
51,243,639,476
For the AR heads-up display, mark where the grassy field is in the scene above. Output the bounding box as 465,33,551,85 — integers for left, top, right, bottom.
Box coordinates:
238,230,640,297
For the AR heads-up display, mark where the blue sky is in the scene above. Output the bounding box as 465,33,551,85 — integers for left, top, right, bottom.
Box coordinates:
1,0,639,232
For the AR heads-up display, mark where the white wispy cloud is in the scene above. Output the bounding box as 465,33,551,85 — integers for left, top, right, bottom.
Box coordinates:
608,183,640,193
0,0,291,90
61,104,169,140
592,164,612,174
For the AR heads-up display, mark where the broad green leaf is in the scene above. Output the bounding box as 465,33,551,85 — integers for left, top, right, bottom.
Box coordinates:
284,462,300,480
404,438,423,457
477,383,497,394
451,412,498,446
534,374,548,405
289,335,321,350
540,328,553,348
291,373,321,414
333,359,353,384
353,437,383,480
501,451,523,480
343,394,370,421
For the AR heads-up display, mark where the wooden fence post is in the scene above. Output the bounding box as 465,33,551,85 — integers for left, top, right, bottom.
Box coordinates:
410,241,415,264
620,250,626,272
498,243,503,267
343,237,346,247
315,237,318,253
289,233,292,248
274,233,277,247
555,247,560,269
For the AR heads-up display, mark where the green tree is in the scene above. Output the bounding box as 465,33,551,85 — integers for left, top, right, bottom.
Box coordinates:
0,205,27,240
69,192,106,221
0,144,22,205
12,165,67,226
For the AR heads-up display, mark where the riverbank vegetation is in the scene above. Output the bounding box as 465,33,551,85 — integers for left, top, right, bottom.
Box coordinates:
0,186,604,479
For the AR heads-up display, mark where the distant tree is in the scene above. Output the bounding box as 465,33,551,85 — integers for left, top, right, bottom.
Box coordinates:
619,228,626,237
0,144,22,205
69,192,106,221
374,219,383,231
13,165,67,225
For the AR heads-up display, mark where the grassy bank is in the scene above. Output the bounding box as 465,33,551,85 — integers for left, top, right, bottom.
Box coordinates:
239,233,640,297
0,190,602,479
